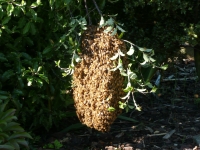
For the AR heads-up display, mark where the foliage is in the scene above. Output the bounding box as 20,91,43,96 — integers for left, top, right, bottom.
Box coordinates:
0,100,32,150
0,0,77,132
121,0,200,50
43,139,63,150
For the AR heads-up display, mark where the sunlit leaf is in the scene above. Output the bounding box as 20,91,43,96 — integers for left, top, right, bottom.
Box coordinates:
110,53,119,60
116,25,126,32
129,72,137,80
106,17,114,26
74,52,81,63
136,88,146,92
140,60,148,66
104,26,113,33
150,86,157,93
145,82,153,88
121,91,131,99
127,45,134,55
7,4,14,16
143,53,149,62
160,64,168,70
108,107,115,112
150,57,156,62
111,28,117,36
119,50,125,56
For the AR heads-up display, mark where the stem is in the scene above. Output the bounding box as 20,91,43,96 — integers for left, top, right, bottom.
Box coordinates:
123,39,138,48
131,92,140,109
92,0,102,16
84,0,92,25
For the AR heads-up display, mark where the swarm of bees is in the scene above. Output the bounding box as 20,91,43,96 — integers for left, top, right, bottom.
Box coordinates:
73,26,128,132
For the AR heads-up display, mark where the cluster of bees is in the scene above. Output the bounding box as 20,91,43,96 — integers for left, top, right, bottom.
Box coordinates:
73,26,128,132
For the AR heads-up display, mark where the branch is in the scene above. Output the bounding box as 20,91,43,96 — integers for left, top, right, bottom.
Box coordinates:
84,0,92,25
92,0,102,16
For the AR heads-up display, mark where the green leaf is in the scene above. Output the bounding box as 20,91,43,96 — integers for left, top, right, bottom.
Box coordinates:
27,77,33,86
143,53,149,62
30,22,36,35
145,82,153,88
8,132,32,140
108,107,115,112
1,109,16,120
30,2,39,8
64,0,72,4
43,46,52,54
149,57,156,62
74,52,81,63
0,100,9,112
0,95,9,100
1,70,14,82
35,77,43,87
2,16,11,25
7,139,20,150
160,64,168,70
111,28,117,36
119,101,126,109
106,17,114,26
0,133,9,139
4,123,24,132
139,47,152,52
0,145,14,150
118,32,124,39
0,5,3,19
0,116,17,123
21,52,32,59
128,104,135,109
104,26,113,33
116,25,126,32
0,120,7,128
22,22,31,34
129,72,137,80
38,74,49,84
150,86,157,93
15,139,29,148
49,0,55,9
6,3,14,16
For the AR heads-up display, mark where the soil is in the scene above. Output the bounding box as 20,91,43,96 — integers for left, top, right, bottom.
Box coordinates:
38,56,200,150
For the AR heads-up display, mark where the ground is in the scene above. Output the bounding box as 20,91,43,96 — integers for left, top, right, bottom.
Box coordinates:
38,52,200,150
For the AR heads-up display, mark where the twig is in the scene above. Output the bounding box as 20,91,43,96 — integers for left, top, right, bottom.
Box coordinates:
84,0,92,25
162,76,198,81
92,0,102,15
147,133,167,137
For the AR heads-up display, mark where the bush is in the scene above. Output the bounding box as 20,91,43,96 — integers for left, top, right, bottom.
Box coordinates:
0,100,32,150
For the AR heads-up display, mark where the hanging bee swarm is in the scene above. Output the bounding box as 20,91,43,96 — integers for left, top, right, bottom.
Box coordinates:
73,26,128,132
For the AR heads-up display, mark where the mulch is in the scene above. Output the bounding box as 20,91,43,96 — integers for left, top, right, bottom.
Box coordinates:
39,59,200,150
